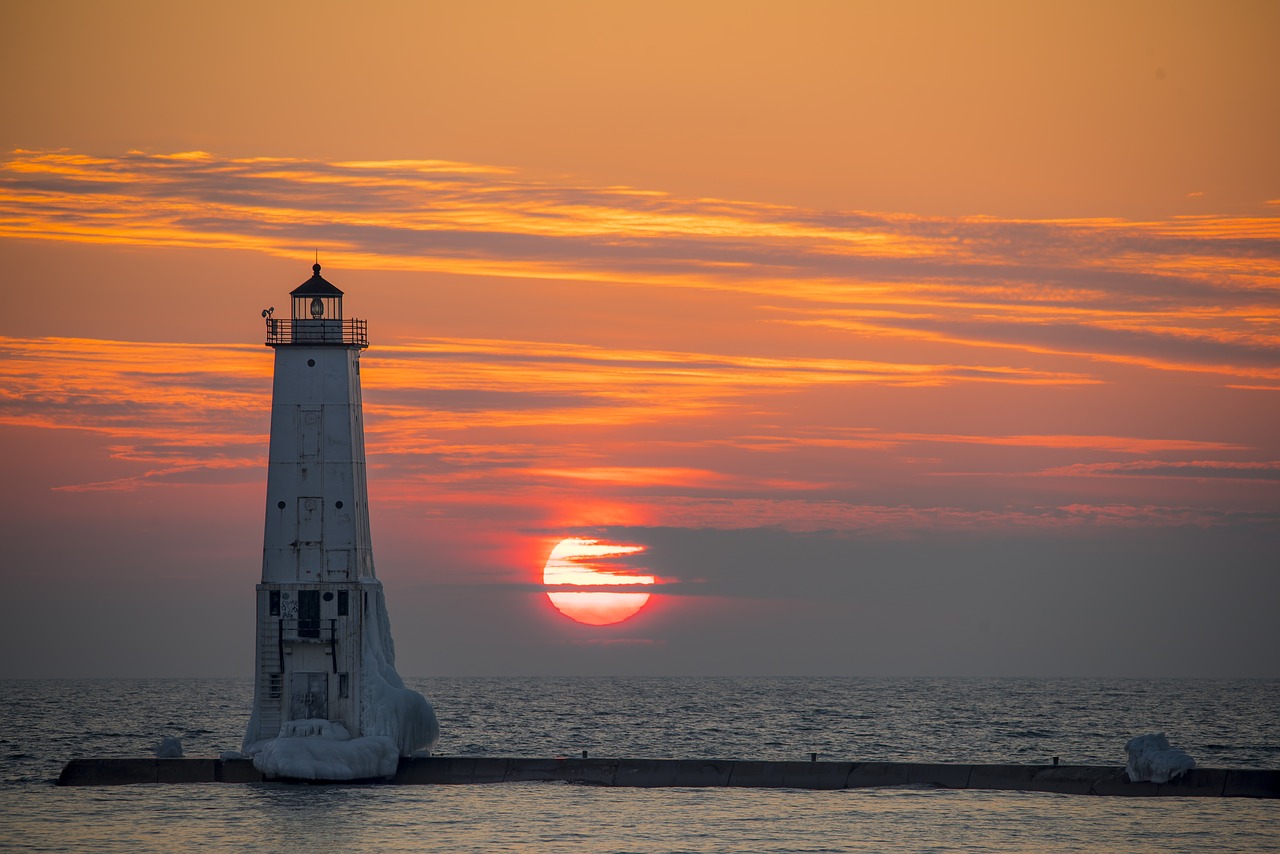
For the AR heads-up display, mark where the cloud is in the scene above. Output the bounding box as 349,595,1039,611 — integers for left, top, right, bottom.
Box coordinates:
0,334,1090,495
5,331,1274,538
726,428,1244,456
1041,460,1280,481
604,497,1279,535
3,149,1278,383
591,522,1280,604
3,152,1276,565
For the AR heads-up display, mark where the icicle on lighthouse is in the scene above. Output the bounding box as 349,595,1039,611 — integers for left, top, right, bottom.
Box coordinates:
243,264,438,780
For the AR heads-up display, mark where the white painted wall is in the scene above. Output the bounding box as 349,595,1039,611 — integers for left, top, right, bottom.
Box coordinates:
261,344,374,583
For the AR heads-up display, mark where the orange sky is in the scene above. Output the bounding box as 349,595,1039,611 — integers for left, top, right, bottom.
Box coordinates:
1,1,1277,678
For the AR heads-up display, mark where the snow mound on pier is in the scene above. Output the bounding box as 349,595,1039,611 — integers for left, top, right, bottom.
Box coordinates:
252,718,399,780
155,737,183,758
1124,733,1195,783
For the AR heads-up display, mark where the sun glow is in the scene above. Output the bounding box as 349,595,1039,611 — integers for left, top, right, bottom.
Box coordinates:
543,537,654,626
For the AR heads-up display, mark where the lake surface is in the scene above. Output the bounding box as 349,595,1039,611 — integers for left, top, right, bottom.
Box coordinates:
3,677,1277,852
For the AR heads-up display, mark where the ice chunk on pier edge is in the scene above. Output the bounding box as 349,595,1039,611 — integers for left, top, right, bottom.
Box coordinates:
1125,732,1195,783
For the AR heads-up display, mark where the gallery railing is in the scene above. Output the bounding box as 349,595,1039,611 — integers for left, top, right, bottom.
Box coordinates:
266,318,368,348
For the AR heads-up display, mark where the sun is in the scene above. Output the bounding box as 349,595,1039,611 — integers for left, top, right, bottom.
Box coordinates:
543,537,655,626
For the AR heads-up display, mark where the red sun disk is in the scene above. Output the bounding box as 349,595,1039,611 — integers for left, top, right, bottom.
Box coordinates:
542,537,654,626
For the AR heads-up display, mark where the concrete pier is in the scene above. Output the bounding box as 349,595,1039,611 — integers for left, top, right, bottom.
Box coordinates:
57,757,1279,797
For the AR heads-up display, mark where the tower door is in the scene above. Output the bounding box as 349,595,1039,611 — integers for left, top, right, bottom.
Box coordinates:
299,407,322,460
297,497,323,574
290,672,328,720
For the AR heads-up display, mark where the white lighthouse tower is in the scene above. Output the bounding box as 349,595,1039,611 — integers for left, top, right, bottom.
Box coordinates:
243,264,438,780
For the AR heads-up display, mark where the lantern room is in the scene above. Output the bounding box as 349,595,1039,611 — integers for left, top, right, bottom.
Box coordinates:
292,263,344,321
265,263,368,348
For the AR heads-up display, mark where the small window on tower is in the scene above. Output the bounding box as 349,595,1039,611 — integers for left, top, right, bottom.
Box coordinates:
268,673,283,700
338,673,349,699
269,590,280,616
298,590,320,638
337,591,349,616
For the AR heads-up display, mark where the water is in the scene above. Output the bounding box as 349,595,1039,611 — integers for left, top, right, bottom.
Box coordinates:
2,677,1277,852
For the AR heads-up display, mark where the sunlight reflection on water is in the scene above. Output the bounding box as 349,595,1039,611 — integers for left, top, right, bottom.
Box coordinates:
7,780,1279,853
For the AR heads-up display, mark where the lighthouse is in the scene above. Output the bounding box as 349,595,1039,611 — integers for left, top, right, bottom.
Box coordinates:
242,264,438,780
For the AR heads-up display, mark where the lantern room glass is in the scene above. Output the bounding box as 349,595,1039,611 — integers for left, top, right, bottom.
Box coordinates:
292,293,342,321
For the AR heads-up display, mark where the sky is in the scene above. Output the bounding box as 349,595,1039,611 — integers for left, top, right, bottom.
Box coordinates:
1,0,1277,679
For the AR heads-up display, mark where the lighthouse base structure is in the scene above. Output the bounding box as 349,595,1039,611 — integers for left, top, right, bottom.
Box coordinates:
241,579,438,780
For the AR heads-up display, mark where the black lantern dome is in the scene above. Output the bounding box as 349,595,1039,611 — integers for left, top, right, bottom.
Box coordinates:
290,263,344,321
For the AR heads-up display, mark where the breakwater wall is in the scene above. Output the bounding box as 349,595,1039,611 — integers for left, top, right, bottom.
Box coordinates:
57,756,1279,797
